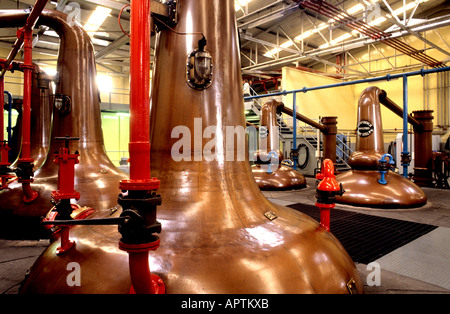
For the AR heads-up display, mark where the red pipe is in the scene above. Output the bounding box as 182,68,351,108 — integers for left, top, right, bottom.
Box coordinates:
22,182,38,203
119,0,159,192
17,28,38,203
118,0,164,295
300,0,443,68
0,76,3,143
122,241,165,294
19,28,33,160
0,0,48,77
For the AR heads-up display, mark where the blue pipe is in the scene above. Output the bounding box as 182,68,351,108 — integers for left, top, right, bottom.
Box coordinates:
266,151,278,174
244,66,450,102
244,66,450,178
292,92,297,170
378,153,395,185
402,76,409,178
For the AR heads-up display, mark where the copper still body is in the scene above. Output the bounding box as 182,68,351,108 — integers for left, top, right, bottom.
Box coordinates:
251,100,307,190
19,0,362,294
335,86,427,208
0,10,127,225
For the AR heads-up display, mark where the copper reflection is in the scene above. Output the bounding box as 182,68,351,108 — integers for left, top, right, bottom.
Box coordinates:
336,86,427,208
252,100,306,190
20,0,362,294
0,10,127,221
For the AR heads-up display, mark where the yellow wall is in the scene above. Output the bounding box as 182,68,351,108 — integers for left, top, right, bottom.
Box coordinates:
281,67,357,132
308,25,450,144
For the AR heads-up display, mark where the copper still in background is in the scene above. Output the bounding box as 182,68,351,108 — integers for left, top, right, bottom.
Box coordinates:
251,99,307,190
6,63,53,170
335,86,427,208
20,0,362,294
0,10,127,234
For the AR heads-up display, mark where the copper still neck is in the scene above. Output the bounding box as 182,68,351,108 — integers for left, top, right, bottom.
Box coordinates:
336,86,427,208
0,9,127,222
349,86,385,169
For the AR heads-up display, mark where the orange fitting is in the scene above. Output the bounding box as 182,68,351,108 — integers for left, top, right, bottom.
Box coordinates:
315,159,344,231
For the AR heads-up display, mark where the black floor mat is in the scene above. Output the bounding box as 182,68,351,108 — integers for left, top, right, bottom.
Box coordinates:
287,203,438,264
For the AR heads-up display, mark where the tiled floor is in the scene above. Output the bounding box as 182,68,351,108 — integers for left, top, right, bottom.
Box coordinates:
1,177,449,294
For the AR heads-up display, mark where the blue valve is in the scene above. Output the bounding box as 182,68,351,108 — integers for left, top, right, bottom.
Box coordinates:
378,153,395,185
266,151,278,174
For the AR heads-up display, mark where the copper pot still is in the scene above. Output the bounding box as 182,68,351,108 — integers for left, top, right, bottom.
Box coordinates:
335,86,427,208
0,10,128,232
251,100,307,190
7,63,53,170
20,0,362,294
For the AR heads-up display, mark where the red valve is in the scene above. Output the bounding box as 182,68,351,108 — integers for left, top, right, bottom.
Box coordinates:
315,159,345,231
51,138,81,201
49,136,81,254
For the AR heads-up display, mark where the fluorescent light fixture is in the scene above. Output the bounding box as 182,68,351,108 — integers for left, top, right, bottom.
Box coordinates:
262,0,427,59
84,6,112,35
97,75,113,93
320,33,353,49
43,30,59,37
43,68,57,76
347,3,365,15
39,40,59,46
235,0,252,11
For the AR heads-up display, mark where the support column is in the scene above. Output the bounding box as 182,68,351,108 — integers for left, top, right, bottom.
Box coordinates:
412,110,434,187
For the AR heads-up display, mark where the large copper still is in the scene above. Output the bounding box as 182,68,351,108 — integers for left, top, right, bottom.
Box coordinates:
335,86,427,208
251,99,307,190
0,10,127,223
20,0,362,294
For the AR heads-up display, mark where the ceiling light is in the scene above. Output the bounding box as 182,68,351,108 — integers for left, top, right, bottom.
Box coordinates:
84,6,112,35
319,33,352,49
97,75,113,93
235,0,252,11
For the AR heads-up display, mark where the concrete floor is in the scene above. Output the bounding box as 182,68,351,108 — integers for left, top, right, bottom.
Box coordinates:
1,177,449,294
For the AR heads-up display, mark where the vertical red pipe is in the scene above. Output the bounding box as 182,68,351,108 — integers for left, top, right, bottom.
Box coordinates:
128,0,151,183
119,0,164,295
20,28,33,161
0,76,4,144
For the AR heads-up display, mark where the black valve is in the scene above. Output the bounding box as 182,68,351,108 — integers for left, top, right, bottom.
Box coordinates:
401,152,411,166
315,183,345,205
118,191,162,245
15,160,34,181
